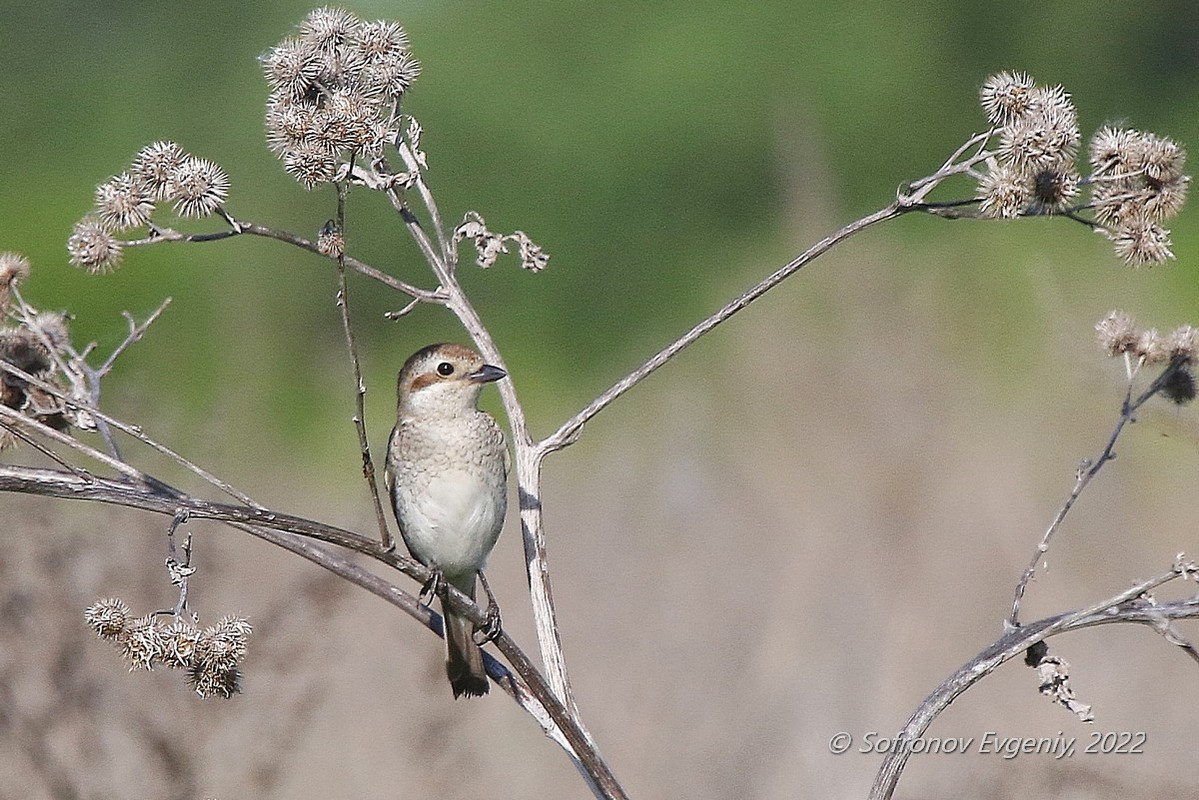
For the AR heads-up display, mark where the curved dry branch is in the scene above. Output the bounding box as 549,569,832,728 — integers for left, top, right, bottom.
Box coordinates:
129,214,444,302
0,358,260,508
538,202,905,454
869,565,1199,800
1009,360,1188,626
386,142,587,724
0,463,626,800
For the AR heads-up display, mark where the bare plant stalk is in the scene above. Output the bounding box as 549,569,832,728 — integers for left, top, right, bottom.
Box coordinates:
1146,616,1199,665
87,298,172,457
331,182,394,551
538,149,966,454
870,563,1198,800
131,215,444,302
539,202,902,453
97,298,173,377
0,405,149,488
2,421,92,478
0,461,625,800
0,358,260,507
1009,363,1183,627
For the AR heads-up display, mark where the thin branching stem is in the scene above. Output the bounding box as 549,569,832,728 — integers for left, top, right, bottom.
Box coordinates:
537,148,985,456
0,358,260,507
383,186,447,273
396,135,451,265
539,202,906,454
98,298,173,377
870,565,1197,800
1008,361,1181,627
906,132,995,192
332,180,394,551
0,462,625,800
130,215,443,302
0,407,153,489
2,422,91,479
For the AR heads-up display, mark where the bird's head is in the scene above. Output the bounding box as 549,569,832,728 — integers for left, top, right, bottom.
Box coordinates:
396,343,506,417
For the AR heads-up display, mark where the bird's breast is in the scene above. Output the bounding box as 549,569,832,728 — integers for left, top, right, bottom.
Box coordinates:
388,412,508,582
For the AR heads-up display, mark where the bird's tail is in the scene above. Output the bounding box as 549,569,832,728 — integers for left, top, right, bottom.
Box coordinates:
442,593,489,698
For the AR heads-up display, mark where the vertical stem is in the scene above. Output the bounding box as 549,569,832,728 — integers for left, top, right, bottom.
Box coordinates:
333,181,395,551
440,277,581,712
515,448,580,714
1008,360,1180,626
390,140,583,713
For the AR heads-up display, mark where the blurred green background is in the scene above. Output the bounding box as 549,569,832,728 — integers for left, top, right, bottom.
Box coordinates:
2,0,1197,463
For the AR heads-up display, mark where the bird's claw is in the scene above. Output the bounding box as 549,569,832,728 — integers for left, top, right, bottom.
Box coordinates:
473,602,502,645
419,568,446,607
473,568,502,644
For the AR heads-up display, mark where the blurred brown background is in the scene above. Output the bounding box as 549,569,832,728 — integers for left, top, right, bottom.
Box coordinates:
2,1,1199,798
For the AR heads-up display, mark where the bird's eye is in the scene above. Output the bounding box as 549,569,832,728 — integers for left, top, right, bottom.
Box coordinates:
436,362,455,377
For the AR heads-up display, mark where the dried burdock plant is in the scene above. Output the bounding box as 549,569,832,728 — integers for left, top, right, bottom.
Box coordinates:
1,10,1196,800
911,70,1191,266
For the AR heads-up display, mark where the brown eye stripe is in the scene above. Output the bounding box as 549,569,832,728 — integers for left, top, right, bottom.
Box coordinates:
410,371,442,392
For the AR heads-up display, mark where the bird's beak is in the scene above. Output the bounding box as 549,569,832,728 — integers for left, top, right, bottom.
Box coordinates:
468,364,506,384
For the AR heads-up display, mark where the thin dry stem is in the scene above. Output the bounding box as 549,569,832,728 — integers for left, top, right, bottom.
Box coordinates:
1,421,92,479
0,406,155,489
537,153,976,455
1009,363,1183,626
0,358,260,507
98,298,173,377
332,181,394,550
0,462,624,800
396,137,451,264
870,565,1198,800
539,202,905,454
131,216,443,302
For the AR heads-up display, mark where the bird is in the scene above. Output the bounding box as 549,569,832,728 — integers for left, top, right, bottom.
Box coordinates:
385,343,509,698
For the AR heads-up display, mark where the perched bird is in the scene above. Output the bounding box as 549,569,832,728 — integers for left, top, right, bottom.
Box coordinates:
385,343,509,698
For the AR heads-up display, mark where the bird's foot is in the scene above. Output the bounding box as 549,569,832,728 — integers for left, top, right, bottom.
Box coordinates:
473,569,502,644
419,568,446,607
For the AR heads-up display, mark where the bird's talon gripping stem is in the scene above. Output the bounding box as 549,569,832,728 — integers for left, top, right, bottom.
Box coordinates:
473,569,502,644
420,567,446,608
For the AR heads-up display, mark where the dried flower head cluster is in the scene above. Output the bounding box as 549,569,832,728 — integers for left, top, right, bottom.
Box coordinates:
69,141,230,273
453,212,551,272
1089,126,1189,266
1096,310,1197,404
0,256,80,448
976,72,1189,266
0,327,68,442
977,73,1081,218
85,598,252,698
0,252,31,313
263,7,420,189
316,221,346,258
